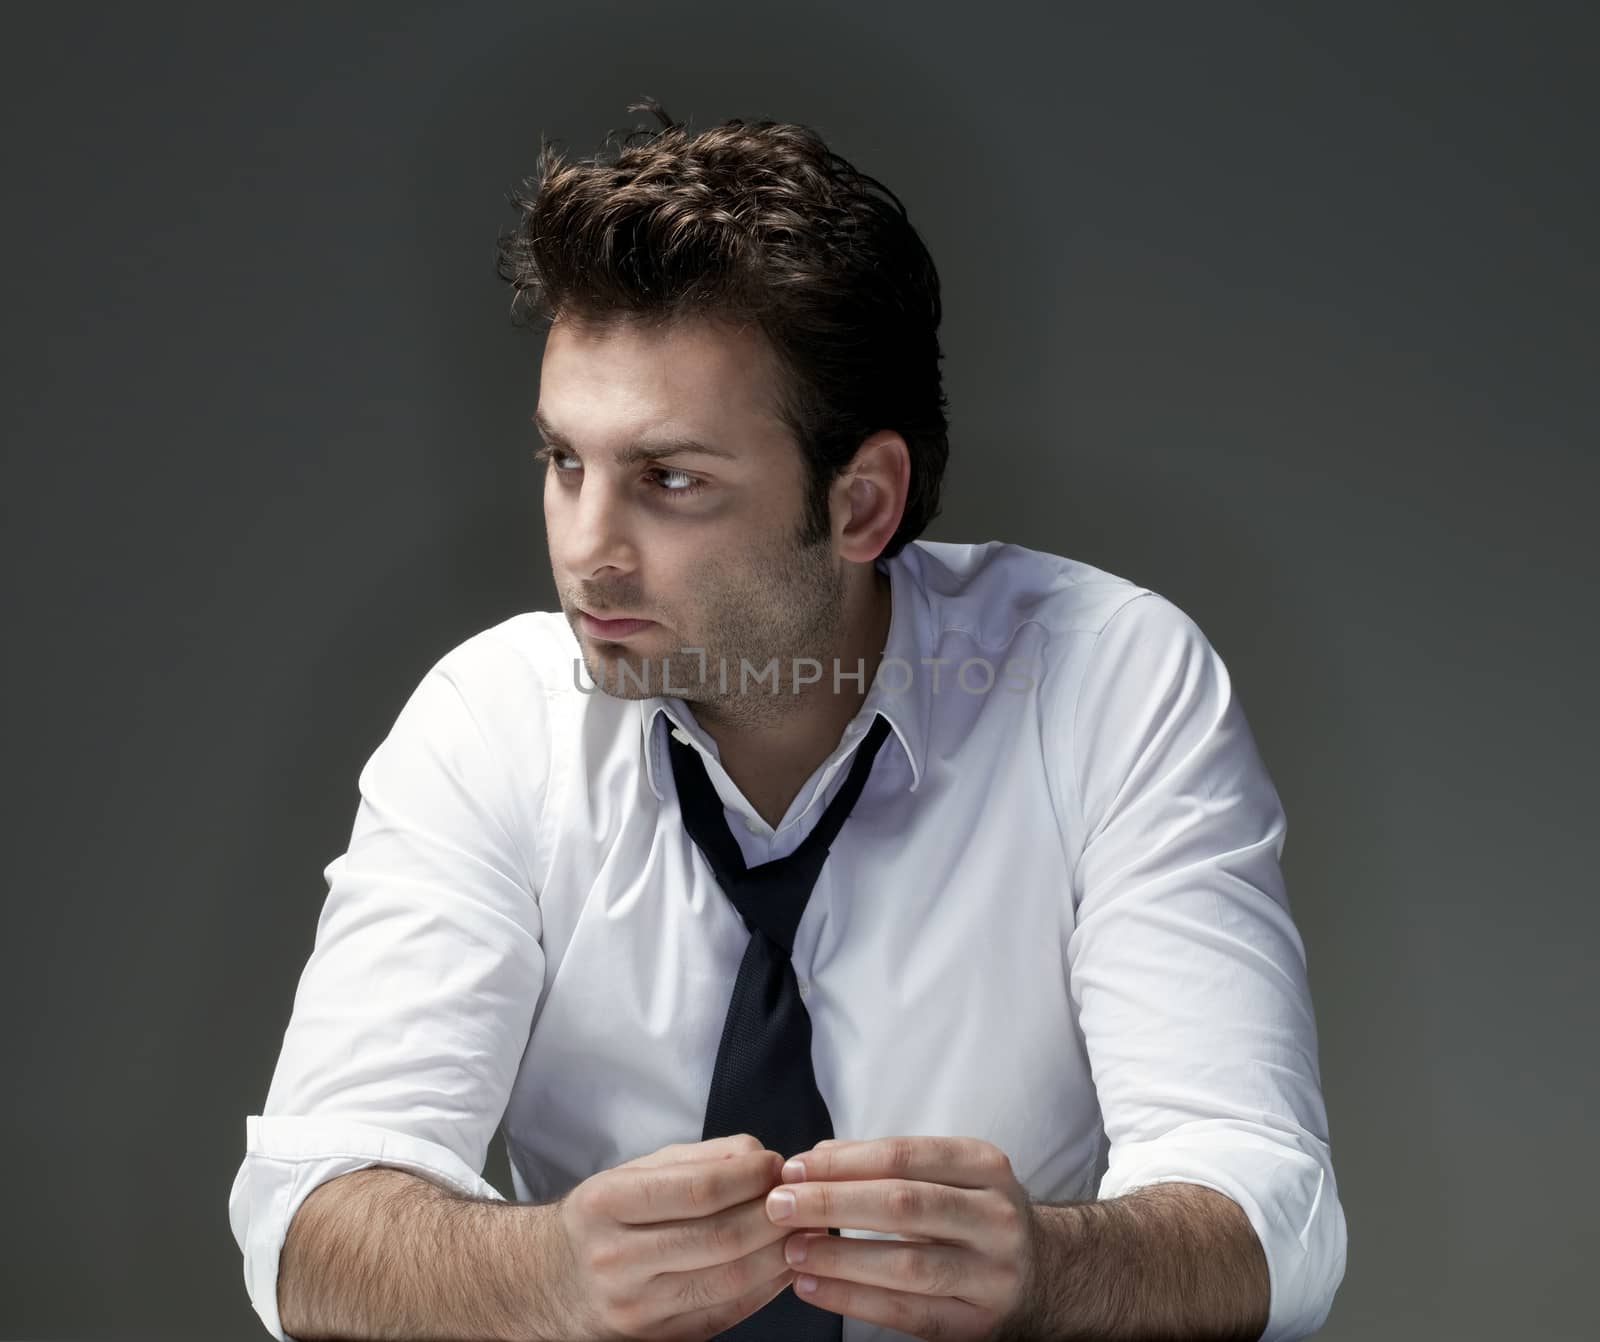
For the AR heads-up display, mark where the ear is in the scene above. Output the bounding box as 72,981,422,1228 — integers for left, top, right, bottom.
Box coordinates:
833,431,909,561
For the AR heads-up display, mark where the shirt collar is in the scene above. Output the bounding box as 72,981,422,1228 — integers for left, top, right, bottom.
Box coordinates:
638,545,930,801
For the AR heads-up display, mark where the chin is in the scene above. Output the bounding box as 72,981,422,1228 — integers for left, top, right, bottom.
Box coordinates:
575,647,652,700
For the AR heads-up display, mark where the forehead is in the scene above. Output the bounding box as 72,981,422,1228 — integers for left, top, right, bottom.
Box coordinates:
538,313,788,436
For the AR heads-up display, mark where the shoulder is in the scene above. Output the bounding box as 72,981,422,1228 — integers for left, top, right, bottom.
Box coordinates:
906,542,1229,741
421,607,639,769
378,611,593,795
905,537,1165,650
424,609,580,714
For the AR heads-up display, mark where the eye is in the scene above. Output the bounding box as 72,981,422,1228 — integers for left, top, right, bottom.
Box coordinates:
533,445,709,500
649,467,709,497
532,444,577,474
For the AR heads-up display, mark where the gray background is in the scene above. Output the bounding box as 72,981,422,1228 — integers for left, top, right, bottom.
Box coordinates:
3,2,1595,1338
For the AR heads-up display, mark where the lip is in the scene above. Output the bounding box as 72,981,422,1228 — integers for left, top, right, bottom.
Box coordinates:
580,611,656,639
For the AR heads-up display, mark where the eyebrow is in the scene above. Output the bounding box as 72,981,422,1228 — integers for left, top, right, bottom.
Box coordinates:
533,410,739,465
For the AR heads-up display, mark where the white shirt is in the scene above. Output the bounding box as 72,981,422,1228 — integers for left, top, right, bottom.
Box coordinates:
228,538,1346,1342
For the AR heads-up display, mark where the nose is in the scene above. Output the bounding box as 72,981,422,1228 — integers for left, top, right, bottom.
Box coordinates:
548,466,638,580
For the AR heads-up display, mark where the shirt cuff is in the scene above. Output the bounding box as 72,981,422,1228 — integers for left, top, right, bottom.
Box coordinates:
227,1114,507,1341
1097,1121,1348,1341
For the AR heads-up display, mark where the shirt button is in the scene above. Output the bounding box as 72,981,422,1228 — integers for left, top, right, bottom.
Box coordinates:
797,980,811,996
743,815,763,834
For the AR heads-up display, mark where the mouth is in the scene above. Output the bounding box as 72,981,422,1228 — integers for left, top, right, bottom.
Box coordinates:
579,610,656,640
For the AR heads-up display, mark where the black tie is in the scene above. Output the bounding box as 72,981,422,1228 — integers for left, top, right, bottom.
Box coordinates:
666,711,894,1341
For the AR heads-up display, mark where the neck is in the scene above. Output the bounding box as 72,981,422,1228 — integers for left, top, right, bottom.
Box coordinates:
692,562,891,818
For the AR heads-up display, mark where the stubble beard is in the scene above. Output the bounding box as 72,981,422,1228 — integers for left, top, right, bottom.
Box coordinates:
578,529,848,731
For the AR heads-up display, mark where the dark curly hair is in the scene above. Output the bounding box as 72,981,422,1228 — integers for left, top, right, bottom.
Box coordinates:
495,98,949,559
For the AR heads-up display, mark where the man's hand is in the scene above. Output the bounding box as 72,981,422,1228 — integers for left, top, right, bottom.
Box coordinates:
552,1132,801,1341
764,1136,1041,1342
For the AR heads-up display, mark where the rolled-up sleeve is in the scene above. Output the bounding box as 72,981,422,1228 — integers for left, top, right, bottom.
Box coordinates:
228,644,548,1341
1066,592,1347,1341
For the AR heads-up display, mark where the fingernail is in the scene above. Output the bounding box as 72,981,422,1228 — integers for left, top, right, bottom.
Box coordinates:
785,1235,807,1264
782,1158,806,1182
797,1273,819,1293
768,1189,796,1220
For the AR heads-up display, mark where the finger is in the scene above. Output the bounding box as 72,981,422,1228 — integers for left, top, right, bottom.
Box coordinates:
769,1177,974,1240
786,1219,931,1243
790,1271,993,1339
611,1150,783,1224
619,1134,764,1169
659,1268,795,1342
784,1226,938,1243
782,1231,976,1300
649,1235,796,1333
784,1135,1013,1189
643,1188,796,1272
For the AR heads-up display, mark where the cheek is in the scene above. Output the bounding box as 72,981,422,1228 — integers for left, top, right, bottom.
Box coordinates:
542,498,562,554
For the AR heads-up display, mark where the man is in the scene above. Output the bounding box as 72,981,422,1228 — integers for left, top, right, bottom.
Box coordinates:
229,100,1346,1342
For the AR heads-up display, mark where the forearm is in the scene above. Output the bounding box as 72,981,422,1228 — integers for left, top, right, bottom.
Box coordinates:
277,1166,571,1342
1007,1182,1270,1341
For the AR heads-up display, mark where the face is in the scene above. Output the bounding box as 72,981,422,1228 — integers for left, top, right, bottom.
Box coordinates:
537,313,847,728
